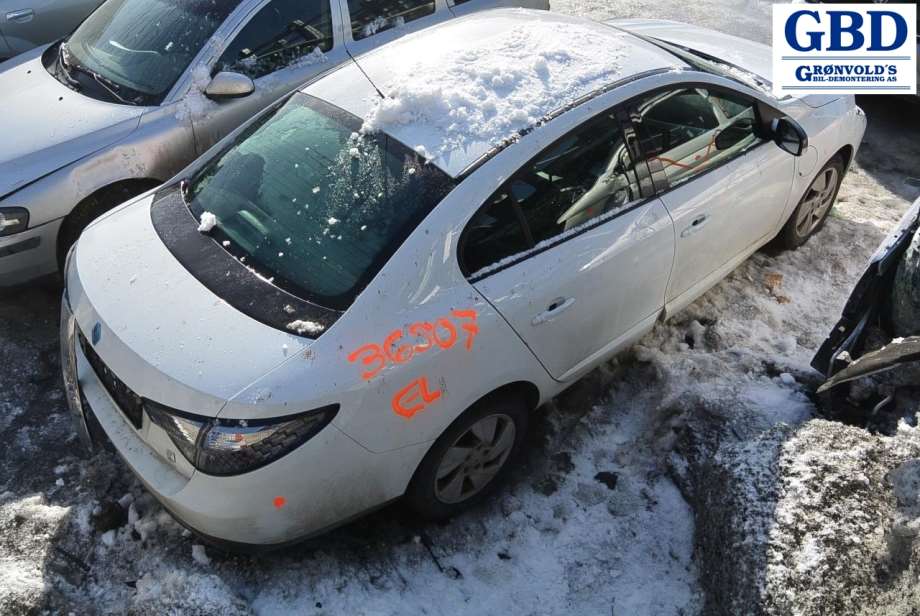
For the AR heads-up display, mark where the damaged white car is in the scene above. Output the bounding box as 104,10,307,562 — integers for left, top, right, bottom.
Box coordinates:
62,10,866,549
0,0,547,287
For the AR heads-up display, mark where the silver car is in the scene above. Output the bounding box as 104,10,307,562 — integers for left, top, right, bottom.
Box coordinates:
0,0,547,287
0,0,102,60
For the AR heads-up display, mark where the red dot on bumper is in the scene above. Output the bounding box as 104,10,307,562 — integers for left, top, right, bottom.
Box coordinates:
273,496,286,509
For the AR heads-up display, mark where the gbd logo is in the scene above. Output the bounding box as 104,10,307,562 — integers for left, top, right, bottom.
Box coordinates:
784,9,909,52
772,3,917,96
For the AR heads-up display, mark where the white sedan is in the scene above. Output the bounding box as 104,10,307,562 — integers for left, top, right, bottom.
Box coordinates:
61,10,866,549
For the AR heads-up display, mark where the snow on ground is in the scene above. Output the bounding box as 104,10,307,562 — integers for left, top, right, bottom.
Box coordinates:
1,3,919,615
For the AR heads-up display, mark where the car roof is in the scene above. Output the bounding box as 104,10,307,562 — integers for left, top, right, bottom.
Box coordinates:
304,9,687,178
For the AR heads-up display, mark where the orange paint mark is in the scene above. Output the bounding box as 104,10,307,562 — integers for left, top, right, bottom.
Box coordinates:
347,308,480,382
451,309,479,351
384,329,414,364
273,496,287,509
408,322,435,353
433,318,458,349
392,376,442,419
347,343,386,380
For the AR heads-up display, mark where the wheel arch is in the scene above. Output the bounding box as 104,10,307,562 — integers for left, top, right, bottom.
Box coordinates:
57,177,163,265
475,380,542,413
834,144,855,172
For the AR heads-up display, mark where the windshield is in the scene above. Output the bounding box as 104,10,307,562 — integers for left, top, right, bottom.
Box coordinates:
635,33,774,96
64,0,239,105
186,93,456,310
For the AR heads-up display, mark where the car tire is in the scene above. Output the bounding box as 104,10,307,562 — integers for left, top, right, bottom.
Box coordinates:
405,393,529,521
777,155,845,250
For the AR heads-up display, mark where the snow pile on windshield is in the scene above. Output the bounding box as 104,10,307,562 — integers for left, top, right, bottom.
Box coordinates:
197,211,217,233
286,320,324,336
361,21,635,171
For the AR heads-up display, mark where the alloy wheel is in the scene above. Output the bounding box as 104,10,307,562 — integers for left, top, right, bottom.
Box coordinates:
434,414,516,504
795,167,839,238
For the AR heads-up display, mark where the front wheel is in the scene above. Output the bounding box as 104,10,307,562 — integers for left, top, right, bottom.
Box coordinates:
405,394,528,520
777,156,845,250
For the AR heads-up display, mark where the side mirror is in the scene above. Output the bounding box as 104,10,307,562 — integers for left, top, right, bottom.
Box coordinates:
714,116,755,151
204,71,255,100
771,116,808,157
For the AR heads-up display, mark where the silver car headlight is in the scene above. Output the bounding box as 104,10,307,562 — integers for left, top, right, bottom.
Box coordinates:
145,401,338,476
0,207,28,237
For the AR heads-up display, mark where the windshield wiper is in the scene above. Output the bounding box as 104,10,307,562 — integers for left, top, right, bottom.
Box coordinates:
59,42,138,106
57,43,81,90
180,178,191,205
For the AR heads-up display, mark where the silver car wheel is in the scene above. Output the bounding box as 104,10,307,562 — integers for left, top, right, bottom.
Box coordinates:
434,414,516,504
795,167,839,238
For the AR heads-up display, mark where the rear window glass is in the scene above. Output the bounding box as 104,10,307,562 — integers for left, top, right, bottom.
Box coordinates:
187,93,455,310
347,0,435,41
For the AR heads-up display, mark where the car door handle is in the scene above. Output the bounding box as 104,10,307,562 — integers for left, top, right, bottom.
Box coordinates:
532,297,576,326
6,8,34,22
680,214,709,238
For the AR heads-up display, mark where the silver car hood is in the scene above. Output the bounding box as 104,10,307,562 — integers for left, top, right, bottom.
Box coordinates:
0,47,144,200
67,195,312,416
608,19,839,109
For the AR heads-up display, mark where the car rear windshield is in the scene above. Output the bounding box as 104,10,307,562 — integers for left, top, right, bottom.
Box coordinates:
186,92,456,310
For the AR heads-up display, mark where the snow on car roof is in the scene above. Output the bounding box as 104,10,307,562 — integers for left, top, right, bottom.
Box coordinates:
305,9,687,178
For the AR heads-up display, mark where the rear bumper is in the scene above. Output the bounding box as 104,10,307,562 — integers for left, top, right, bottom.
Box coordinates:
0,219,62,287
60,295,426,548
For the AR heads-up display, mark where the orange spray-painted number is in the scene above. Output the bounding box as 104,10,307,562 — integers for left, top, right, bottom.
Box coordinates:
347,343,387,380
451,309,479,351
347,308,479,381
392,376,442,419
347,308,478,420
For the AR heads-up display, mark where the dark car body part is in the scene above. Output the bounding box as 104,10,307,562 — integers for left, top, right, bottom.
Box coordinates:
812,198,920,381
150,186,343,338
817,336,920,393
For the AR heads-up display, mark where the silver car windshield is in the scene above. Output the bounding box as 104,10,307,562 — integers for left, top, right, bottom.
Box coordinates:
64,0,239,105
186,93,456,310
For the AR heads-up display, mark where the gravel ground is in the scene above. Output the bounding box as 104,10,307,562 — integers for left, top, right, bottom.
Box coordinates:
2,3,920,614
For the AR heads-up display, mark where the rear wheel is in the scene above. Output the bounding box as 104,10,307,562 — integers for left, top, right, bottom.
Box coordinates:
405,394,528,520
778,156,844,250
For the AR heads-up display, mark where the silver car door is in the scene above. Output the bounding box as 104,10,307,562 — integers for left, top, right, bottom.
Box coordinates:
629,85,795,310
339,0,451,59
190,0,348,156
464,109,674,382
1,0,102,55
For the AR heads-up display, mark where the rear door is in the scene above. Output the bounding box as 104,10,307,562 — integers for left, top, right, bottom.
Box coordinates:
191,0,349,155
463,108,675,381
627,85,794,308
339,0,451,58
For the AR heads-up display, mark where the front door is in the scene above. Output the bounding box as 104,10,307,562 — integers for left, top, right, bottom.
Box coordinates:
463,109,675,381
628,86,795,306
191,0,349,155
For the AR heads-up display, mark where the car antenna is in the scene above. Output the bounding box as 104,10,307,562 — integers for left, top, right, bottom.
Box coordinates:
349,55,385,99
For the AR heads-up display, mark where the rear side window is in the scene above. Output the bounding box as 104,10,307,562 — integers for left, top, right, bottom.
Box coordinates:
461,112,645,277
216,0,333,79
632,87,761,188
347,0,435,41
187,93,455,309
